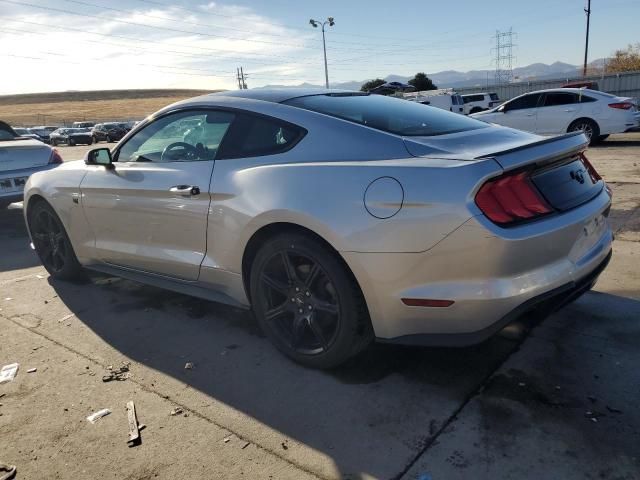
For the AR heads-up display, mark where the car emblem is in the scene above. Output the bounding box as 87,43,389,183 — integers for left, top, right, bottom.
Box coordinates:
570,169,585,184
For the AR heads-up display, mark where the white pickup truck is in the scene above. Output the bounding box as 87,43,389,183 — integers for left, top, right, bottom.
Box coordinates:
0,121,62,209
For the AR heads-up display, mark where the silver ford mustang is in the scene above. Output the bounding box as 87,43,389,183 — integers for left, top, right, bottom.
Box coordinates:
23,89,613,368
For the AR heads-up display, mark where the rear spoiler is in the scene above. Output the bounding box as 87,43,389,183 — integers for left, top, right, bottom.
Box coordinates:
476,131,589,171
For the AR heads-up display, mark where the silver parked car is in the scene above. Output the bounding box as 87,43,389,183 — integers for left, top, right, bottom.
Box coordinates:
23,89,613,368
1,121,63,209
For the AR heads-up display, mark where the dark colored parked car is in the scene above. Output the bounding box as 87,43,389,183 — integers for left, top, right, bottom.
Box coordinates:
50,128,94,146
92,123,128,143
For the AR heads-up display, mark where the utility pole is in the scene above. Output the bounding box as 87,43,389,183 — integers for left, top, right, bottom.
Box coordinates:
240,66,248,89
236,67,248,89
583,0,591,76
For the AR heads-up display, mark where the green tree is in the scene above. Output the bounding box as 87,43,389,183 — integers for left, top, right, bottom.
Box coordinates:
360,78,386,92
408,72,437,91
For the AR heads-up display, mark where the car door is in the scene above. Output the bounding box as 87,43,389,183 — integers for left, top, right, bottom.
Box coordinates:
79,109,235,280
535,92,581,134
495,92,542,132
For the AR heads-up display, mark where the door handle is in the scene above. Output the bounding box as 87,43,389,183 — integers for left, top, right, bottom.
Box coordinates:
526,113,535,116
169,185,200,196
564,109,575,112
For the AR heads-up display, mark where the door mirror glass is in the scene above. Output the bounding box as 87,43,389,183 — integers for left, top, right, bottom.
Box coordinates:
86,148,113,168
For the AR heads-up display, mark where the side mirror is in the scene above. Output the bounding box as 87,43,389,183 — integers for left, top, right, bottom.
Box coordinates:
85,148,114,169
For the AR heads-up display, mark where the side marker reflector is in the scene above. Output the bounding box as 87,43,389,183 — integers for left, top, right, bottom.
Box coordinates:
401,298,454,308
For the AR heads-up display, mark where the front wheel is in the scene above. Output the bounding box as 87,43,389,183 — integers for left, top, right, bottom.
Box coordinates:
68,139,75,146
28,201,84,280
568,118,600,145
249,233,372,369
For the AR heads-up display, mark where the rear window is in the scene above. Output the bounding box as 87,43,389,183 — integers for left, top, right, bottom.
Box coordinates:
284,93,488,137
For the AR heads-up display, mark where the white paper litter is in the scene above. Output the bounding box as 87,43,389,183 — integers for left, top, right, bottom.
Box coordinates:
0,363,19,384
87,408,111,424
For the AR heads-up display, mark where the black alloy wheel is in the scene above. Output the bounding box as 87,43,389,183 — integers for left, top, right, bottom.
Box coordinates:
250,233,372,368
29,202,83,280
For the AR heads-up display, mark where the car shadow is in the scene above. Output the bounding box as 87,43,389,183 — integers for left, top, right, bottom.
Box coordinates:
48,271,532,480
0,205,40,272
592,139,640,148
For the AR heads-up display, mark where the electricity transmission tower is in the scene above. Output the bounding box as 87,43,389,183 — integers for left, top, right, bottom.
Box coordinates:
492,28,516,85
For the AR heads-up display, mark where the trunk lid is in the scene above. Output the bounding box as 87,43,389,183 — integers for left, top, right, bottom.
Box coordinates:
0,139,53,172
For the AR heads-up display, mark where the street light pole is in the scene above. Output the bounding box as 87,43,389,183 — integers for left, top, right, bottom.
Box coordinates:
310,17,335,89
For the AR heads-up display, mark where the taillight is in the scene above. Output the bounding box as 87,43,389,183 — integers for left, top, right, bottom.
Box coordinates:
475,171,552,225
48,148,63,165
608,102,633,110
579,152,601,183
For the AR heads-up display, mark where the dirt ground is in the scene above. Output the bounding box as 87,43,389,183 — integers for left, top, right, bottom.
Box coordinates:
0,133,639,479
0,89,215,126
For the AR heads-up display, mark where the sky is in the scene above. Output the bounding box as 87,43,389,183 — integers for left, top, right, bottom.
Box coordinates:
0,0,638,94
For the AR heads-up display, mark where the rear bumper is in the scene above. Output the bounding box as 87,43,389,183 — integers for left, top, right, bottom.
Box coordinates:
384,247,611,346
343,187,613,341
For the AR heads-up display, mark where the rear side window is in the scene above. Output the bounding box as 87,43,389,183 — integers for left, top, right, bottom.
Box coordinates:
285,93,488,137
490,93,499,101
217,114,306,159
505,93,541,111
542,92,578,107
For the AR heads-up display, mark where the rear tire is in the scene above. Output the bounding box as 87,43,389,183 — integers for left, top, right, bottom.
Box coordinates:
470,107,483,114
249,233,373,369
28,201,84,280
568,118,600,145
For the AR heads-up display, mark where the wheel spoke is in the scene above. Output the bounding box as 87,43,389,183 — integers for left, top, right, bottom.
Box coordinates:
261,273,288,295
315,299,338,316
264,302,288,322
304,263,321,289
307,314,328,351
280,252,298,284
290,317,306,349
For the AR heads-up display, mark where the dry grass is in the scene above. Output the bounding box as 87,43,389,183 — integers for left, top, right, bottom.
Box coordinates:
0,89,221,126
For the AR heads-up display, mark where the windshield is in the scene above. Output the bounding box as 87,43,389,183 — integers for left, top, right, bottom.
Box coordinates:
284,94,488,136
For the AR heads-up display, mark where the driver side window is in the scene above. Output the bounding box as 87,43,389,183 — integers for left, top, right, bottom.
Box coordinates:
116,110,235,163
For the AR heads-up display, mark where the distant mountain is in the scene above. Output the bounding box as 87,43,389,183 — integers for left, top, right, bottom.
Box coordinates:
261,61,598,90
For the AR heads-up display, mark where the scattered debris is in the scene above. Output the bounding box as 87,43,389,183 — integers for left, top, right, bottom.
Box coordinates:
102,362,130,382
27,368,37,373
281,441,288,450
57,313,74,323
223,437,230,443
184,362,194,370
126,401,141,447
3,298,12,301
584,410,605,423
606,405,623,414
241,442,250,449
87,408,111,424
36,274,45,279
0,363,19,384
170,407,183,416
0,463,17,480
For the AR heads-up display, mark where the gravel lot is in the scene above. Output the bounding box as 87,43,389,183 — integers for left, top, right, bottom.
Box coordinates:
1,134,639,479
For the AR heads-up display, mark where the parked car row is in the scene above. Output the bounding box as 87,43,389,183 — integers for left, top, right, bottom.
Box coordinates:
11,120,139,146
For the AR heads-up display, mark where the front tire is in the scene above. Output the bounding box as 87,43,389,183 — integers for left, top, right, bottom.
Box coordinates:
568,118,600,145
249,233,372,369
28,201,83,280
68,139,75,146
